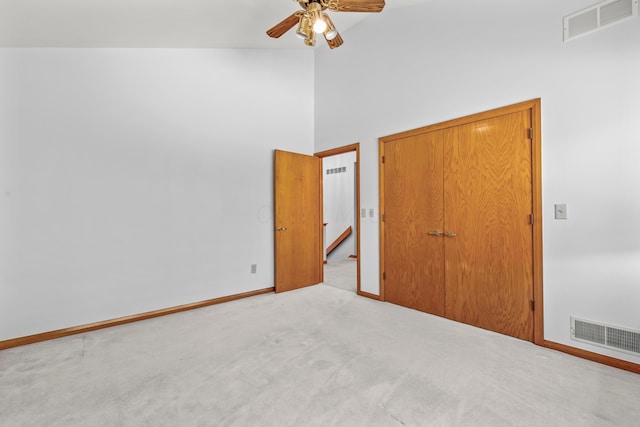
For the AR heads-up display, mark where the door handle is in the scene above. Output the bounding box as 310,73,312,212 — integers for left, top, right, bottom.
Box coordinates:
427,230,443,236
275,227,288,231
445,231,457,237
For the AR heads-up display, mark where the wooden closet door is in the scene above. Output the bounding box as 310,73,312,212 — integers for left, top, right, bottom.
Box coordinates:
443,111,534,340
384,131,445,316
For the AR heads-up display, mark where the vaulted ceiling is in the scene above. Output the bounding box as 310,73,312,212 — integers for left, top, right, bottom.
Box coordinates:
0,0,430,49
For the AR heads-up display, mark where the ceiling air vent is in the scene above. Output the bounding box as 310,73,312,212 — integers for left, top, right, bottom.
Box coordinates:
571,317,640,355
564,0,638,41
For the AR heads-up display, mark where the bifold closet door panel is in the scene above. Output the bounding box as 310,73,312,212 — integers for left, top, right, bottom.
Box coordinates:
443,111,534,341
384,131,445,316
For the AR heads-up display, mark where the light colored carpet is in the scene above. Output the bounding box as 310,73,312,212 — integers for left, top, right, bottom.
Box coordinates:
323,257,357,293
1,285,639,426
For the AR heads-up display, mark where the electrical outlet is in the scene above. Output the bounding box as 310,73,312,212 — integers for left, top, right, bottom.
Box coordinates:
251,264,257,274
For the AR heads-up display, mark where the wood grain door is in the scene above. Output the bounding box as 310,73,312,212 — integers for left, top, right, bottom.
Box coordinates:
383,131,445,316
443,111,534,340
380,100,541,342
274,150,323,293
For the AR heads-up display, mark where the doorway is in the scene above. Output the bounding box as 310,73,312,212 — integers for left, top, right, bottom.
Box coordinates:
316,144,361,294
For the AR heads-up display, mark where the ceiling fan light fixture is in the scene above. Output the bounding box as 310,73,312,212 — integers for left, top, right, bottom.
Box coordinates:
267,0,386,49
308,2,327,34
295,15,312,40
304,30,316,47
322,14,338,40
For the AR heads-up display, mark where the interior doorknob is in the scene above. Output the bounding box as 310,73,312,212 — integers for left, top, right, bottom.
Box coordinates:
275,227,288,231
445,231,457,237
427,230,443,236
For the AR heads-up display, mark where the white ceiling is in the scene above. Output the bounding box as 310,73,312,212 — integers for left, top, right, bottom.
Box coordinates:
0,0,430,49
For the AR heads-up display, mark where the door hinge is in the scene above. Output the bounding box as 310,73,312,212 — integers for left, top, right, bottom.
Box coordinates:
381,156,385,164
528,128,533,140
382,214,385,222
529,213,535,225
531,300,535,311
383,272,386,280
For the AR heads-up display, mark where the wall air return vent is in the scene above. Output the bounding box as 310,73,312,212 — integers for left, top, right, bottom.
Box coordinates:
326,167,347,175
564,0,638,41
571,317,640,355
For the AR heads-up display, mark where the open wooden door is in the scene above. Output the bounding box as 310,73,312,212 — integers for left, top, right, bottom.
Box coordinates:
274,150,323,293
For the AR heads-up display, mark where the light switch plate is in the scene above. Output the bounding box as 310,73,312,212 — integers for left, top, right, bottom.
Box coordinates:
555,204,568,219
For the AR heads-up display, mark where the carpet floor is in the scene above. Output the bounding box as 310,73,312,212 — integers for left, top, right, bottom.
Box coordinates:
1,284,639,426
323,257,357,293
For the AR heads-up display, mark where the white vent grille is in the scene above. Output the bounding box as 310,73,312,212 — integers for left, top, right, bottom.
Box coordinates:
326,167,347,175
571,317,640,355
564,0,638,41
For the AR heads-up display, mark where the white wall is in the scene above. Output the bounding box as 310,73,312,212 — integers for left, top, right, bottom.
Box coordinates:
314,0,640,363
323,151,357,260
0,48,314,341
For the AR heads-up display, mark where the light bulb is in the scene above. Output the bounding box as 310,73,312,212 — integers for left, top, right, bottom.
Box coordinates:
325,28,337,40
308,2,327,34
313,18,327,33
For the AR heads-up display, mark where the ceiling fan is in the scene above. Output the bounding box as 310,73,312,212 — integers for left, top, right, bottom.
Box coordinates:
266,0,385,49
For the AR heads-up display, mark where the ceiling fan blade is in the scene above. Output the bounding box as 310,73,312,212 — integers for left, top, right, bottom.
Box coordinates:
326,33,344,49
331,0,385,13
266,12,301,38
